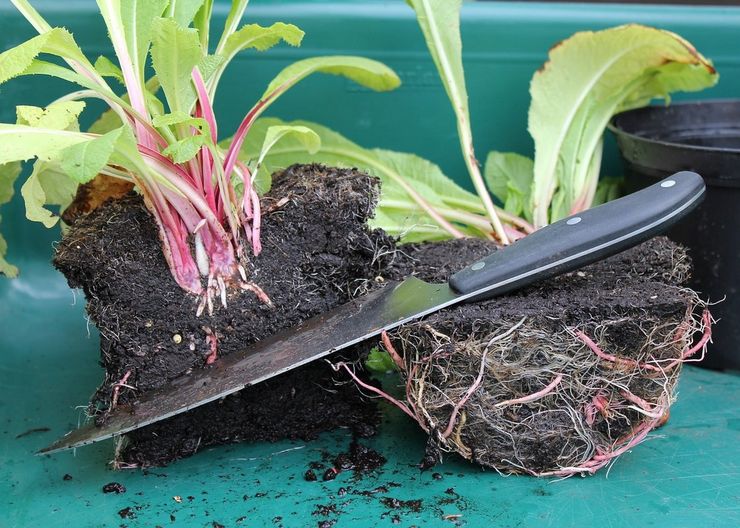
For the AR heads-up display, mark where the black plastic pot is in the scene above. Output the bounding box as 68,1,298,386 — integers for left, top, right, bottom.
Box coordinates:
610,100,740,370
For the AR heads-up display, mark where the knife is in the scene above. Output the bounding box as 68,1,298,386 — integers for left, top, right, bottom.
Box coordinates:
40,171,705,454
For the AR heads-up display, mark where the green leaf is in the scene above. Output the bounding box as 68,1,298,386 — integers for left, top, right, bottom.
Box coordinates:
592,177,623,207
163,135,206,163
235,118,483,241
406,0,468,137
223,22,303,58
252,125,320,191
118,0,170,77
0,28,92,85
193,0,214,50
216,0,250,54
262,56,399,100
94,55,125,84
60,127,124,183
153,111,211,162
364,347,398,374
21,160,77,228
166,0,206,28
528,24,718,227
484,152,534,222
21,60,138,120
208,22,304,94
0,124,94,165
152,110,208,130
0,162,22,277
0,162,21,205
0,230,16,278
16,101,85,131
150,17,203,114
89,107,125,135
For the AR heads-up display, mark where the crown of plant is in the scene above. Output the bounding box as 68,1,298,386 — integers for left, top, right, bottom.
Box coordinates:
0,0,399,314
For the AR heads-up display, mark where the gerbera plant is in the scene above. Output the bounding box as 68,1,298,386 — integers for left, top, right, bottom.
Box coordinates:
0,0,399,314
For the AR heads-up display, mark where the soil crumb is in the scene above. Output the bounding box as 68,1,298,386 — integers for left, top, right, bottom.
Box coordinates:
380,497,423,513
102,482,126,494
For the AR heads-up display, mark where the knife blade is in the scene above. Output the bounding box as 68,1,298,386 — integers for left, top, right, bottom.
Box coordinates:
40,171,705,454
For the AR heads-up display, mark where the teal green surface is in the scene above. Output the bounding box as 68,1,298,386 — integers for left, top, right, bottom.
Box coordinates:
2,264,740,527
2,1,740,527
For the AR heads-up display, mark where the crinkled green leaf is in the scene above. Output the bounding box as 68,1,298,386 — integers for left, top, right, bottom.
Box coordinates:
0,28,92,85
150,17,203,114
94,55,125,84
60,127,124,183
21,161,77,228
193,0,214,50
166,0,206,28
261,56,400,103
528,24,718,227
484,152,534,223
208,22,304,95
0,124,94,165
16,101,85,131
252,125,320,190
223,22,303,58
364,348,398,374
0,162,21,204
152,111,209,131
162,134,206,163
0,230,16,278
154,111,211,162
0,162,22,277
117,0,170,77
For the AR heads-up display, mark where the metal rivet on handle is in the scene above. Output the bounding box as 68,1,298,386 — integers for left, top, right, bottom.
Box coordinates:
660,180,676,188
566,216,582,225
471,261,485,271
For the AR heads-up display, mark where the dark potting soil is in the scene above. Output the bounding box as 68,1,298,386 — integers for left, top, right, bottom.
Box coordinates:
56,165,397,467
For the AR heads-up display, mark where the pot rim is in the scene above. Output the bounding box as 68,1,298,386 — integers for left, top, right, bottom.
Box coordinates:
608,98,740,157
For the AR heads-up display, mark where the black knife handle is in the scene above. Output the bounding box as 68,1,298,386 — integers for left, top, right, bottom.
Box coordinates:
448,171,705,300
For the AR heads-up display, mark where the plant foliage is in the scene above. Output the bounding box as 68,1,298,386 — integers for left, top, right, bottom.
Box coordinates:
0,0,399,308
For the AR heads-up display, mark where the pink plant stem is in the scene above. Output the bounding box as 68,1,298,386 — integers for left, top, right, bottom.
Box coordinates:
495,374,564,408
332,362,419,423
250,189,262,255
575,330,661,372
223,99,268,183
240,282,273,306
110,370,132,410
503,224,527,242
191,68,218,143
236,160,253,219
442,351,489,439
672,309,712,366
620,389,656,413
577,309,712,374
381,331,406,373
204,328,218,365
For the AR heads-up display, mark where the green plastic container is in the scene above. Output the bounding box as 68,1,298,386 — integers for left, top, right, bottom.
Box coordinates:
2,2,740,527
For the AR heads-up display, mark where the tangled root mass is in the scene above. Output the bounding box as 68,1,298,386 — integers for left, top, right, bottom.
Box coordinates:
376,238,709,476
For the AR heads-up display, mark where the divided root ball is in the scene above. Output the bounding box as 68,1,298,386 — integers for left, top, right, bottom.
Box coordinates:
376,239,710,476
53,164,709,473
